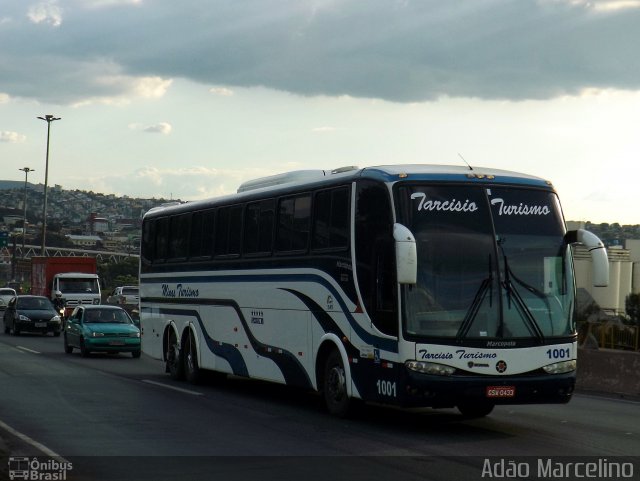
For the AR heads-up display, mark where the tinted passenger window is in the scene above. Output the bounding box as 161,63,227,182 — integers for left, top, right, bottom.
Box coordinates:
312,187,350,250
141,219,155,262
277,194,311,252
215,205,243,257
190,209,215,258
169,214,190,260
244,200,275,255
155,217,169,261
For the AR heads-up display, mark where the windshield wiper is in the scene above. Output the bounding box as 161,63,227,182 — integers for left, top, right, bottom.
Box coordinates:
456,256,493,342
500,246,545,341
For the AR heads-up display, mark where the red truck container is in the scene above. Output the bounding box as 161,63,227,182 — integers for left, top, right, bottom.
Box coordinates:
31,257,101,316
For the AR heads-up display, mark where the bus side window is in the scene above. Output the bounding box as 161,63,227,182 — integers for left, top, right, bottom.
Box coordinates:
355,181,397,337
155,217,169,262
141,219,155,264
277,194,311,253
215,205,243,258
312,187,349,251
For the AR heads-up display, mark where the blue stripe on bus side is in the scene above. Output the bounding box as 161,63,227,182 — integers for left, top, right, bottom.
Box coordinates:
148,301,312,389
148,306,249,377
142,272,398,353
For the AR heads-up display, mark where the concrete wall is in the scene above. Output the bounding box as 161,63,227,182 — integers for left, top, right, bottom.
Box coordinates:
576,348,640,399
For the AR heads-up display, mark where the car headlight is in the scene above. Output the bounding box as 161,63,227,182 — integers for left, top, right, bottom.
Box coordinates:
91,332,105,337
542,360,576,374
51,315,61,323
129,332,141,338
93,299,100,305
405,360,455,376
18,314,30,321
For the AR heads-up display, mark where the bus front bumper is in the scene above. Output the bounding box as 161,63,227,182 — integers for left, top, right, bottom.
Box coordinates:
401,370,576,408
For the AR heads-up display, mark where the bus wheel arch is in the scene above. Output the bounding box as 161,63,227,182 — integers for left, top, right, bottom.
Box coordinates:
164,323,184,380
316,337,353,417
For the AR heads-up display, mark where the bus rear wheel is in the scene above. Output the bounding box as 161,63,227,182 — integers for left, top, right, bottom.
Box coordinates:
166,329,184,380
323,350,351,417
457,402,494,418
184,330,201,384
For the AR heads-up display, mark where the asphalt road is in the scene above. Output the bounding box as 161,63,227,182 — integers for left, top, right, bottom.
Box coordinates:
0,328,638,481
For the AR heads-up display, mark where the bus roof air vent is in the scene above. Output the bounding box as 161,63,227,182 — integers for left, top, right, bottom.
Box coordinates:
331,166,359,174
237,170,328,193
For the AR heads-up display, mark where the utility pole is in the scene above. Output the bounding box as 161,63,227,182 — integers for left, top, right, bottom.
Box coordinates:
37,115,61,256
19,167,35,256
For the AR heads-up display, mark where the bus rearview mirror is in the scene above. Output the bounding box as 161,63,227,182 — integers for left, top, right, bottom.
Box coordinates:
565,229,609,287
394,223,417,285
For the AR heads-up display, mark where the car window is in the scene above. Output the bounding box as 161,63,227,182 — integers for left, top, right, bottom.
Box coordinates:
18,297,51,310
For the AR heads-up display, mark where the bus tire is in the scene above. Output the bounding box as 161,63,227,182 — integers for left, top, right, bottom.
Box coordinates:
323,349,351,417
457,402,494,418
166,329,185,380
184,330,201,384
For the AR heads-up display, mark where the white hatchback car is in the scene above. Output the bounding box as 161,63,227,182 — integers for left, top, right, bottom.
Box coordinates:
0,287,17,312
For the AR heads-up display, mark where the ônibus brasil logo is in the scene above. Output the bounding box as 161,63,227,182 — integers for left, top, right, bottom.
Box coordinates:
8,457,73,480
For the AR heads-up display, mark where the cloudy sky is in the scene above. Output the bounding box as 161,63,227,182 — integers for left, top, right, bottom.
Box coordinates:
1,0,639,223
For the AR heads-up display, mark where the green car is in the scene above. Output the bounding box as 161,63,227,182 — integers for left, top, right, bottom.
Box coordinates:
63,305,141,358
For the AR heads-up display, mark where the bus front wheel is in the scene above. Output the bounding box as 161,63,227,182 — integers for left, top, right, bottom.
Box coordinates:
323,350,351,417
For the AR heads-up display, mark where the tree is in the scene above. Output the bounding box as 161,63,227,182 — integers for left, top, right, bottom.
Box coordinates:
97,257,139,293
625,293,640,325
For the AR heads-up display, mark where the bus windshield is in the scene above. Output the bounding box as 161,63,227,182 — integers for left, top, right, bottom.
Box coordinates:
396,184,575,341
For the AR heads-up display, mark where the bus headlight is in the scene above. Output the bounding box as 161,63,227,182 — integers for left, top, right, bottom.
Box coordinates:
406,360,455,376
542,360,576,374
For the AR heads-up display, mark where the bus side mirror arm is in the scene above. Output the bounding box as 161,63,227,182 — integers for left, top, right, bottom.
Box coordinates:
565,229,609,287
394,223,417,285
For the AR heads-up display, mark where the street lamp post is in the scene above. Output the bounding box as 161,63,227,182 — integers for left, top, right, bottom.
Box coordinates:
37,114,61,256
19,167,35,256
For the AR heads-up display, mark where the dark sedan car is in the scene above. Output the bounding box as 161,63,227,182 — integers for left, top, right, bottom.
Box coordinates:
63,305,141,358
3,295,62,336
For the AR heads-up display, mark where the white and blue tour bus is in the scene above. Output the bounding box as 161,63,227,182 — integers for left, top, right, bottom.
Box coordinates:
139,165,608,417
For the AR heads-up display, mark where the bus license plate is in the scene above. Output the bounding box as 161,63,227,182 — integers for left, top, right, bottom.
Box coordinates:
486,386,515,398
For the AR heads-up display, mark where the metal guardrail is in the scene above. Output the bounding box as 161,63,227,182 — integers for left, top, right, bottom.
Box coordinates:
581,321,640,351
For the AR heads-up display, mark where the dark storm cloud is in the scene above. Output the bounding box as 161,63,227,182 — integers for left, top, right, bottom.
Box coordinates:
2,0,639,104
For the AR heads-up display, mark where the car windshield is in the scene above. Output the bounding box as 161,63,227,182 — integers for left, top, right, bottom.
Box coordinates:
84,309,132,324
0,289,16,296
18,297,52,311
122,287,138,295
396,184,575,341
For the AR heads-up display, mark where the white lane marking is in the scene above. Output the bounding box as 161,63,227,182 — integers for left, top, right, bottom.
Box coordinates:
16,346,40,354
0,418,69,462
142,379,203,396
